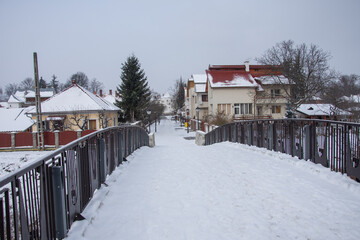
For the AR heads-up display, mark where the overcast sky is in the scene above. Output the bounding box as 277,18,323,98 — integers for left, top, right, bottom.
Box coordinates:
1,0,359,95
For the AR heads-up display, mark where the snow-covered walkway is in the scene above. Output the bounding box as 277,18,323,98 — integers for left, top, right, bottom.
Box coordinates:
66,119,360,240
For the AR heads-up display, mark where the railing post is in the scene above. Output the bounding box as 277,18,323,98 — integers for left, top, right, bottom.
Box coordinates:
247,124,253,146
51,166,67,239
268,123,274,150
99,138,106,183
55,130,60,148
32,132,37,149
118,131,123,165
289,121,294,157
304,124,312,161
11,132,15,149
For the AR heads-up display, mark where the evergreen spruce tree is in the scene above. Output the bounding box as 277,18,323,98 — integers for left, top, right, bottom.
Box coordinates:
116,55,151,122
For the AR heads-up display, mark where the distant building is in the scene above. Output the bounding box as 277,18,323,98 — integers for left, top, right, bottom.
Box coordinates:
160,92,173,115
7,89,54,108
186,62,291,121
296,103,352,120
27,82,120,131
0,107,34,132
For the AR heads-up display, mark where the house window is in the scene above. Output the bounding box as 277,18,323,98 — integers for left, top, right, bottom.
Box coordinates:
202,95,208,102
217,104,231,114
88,120,97,130
272,105,281,114
271,89,281,97
52,120,64,131
234,103,252,115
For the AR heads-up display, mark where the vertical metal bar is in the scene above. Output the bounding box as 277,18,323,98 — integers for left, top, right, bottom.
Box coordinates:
11,181,19,240
33,169,41,239
51,166,67,239
16,179,30,240
0,198,4,240
5,190,11,240
39,164,49,240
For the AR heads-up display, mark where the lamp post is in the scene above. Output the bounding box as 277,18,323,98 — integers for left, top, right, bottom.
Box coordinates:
147,110,151,133
195,107,200,130
186,109,190,133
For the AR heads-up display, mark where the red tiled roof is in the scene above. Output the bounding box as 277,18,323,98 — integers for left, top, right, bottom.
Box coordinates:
206,70,258,88
208,64,282,77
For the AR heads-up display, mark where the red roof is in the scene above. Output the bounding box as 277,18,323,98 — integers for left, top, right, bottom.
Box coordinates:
208,64,282,77
206,70,258,88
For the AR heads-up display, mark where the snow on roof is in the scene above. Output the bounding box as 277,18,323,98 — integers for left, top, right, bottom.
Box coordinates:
342,94,360,103
162,92,171,98
13,91,27,102
296,104,352,116
8,95,22,103
25,90,54,98
195,83,206,93
192,74,207,84
28,84,120,114
0,107,34,132
207,70,258,88
255,75,290,85
102,94,121,109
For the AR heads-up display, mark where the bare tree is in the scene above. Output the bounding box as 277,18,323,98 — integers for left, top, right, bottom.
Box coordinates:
147,90,165,122
323,74,360,119
50,75,60,93
99,111,110,128
5,83,19,97
89,78,104,93
65,72,90,89
65,112,89,131
171,77,186,111
21,77,34,91
256,40,335,109
0,87,6,101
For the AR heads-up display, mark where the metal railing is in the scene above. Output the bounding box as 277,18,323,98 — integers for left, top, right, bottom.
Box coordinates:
205,119,360,180
0,125,149,239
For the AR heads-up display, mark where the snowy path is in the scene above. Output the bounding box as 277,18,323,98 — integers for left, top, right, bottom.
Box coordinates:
66,119,360,240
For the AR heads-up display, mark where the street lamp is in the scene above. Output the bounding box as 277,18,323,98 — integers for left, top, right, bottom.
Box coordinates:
186,109,190,133
195,107,200,130
147,109,151,132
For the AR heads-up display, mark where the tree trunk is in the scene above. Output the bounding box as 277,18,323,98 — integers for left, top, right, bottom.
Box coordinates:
130,109,135,122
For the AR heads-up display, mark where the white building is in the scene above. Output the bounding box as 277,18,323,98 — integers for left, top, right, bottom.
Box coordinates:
160,92,173,115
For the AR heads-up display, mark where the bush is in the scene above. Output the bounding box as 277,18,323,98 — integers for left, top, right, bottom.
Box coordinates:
204,111,232,126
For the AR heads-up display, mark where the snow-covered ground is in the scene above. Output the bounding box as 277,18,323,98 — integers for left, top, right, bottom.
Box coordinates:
63,119,360,240
0,150,52,177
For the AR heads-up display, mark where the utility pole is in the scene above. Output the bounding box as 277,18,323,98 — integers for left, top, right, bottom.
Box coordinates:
34,52,44,149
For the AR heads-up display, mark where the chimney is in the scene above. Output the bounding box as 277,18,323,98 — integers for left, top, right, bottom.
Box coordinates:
115,91,118,98
244,61,250,72
72,79,76,85
94,91,97,95
109,89,112,95
100,89,103,97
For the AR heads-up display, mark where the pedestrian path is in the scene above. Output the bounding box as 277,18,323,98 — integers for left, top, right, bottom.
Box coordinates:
66,119,360,240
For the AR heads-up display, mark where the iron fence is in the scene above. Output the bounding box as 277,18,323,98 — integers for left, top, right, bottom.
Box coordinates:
205,119,360,180
0,125,149,240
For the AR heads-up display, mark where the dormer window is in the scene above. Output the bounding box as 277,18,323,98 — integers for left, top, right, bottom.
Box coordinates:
271,89,281,97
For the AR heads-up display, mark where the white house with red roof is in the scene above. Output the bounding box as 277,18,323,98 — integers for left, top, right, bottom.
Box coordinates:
188,62,291,121
27,81,120,131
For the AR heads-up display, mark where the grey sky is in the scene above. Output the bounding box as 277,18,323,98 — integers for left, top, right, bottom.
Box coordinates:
1,0,359,94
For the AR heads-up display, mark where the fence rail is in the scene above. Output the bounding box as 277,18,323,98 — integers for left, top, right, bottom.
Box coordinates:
205,119,360,180
0,125,149,239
